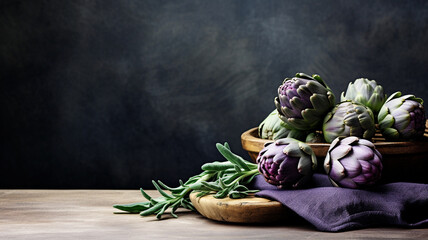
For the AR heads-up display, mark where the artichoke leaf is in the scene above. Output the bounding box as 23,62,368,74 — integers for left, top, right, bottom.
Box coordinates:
330,160,346,179
402,94,424,105
382,127,400,140
312,74,329,88
329,137,341,151
385,91,402,103
311,154,318,170
357,138,375,148
290,96,307,111
275,138,294,145
358,112,375,129
295,72,313,80
283,106,298,118
393,110,411,132
330,144,352,160
297,84,313,99
287,129,307,141
379,114,395,129
327,91,336,106
310,93,331,112
324,153,331,173
306,80,328,95
340,91,348,102
367,92,386,112
297,155,312,175
343,111,360,126
340,136,359,145
298,142,314,156
362,128,376,140
283,142,301,157
273,128,289,140
288,118,312,131
377,105,390,122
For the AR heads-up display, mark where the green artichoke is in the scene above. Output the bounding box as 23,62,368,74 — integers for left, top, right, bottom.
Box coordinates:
258,109,307,141
378,92,426,140
257,138,317,189
324,136,383,189
322,101,375,143
341,78,386,116
274,73,336,131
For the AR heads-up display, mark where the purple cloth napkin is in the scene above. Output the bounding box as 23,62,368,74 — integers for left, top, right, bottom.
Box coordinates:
251,174,428,232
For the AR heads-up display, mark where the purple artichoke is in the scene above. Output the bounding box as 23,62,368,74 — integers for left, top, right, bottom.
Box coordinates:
324,136,383,188
257,138,317,189
274,73,336,131
378,92,426,140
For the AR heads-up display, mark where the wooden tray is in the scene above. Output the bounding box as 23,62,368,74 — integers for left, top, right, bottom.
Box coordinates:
189,192,292,223
241,121,428,184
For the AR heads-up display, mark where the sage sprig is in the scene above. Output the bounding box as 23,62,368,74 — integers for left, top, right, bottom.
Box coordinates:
113,142,260,219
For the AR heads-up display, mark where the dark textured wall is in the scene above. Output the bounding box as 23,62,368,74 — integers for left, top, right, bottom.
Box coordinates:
1,0,428,188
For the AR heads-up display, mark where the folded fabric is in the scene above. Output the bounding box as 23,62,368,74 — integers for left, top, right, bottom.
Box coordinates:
251,174,428,232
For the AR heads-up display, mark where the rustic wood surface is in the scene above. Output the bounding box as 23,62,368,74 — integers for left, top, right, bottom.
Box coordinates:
0,190,427,239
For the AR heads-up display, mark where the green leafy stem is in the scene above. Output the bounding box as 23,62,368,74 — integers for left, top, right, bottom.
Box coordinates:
113,142,260,219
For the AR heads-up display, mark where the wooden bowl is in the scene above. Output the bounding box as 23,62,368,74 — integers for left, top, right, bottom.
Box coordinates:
241,121,428,184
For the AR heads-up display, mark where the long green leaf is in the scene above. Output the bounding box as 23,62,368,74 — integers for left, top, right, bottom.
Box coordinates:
216,143,251,171
156,202,172,219
152,180,174,199
140,188,159,205
201,161,235,171
140,202,165,216
201,181,222,191
113,202,151,213
170,201,181,218
224,142,231,150
157,180,185,193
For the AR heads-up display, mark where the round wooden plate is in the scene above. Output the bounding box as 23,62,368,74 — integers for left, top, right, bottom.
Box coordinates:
189,192,291,223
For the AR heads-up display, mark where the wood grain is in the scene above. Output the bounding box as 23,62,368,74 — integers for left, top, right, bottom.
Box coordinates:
0,190,427,239
189,192,291,223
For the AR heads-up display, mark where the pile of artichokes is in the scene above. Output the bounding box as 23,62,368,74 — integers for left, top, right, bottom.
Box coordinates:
114,73,426,220
257,73,426,189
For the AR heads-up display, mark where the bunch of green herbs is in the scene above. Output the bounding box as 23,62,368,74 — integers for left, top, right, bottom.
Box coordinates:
113,143,260,219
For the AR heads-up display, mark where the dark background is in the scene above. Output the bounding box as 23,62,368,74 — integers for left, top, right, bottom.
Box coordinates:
1,0,427,189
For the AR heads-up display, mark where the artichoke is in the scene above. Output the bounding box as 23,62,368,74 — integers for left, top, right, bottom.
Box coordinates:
322,101,375,143
257,138,317,189
274,73,336,131
258,109,307,141
378,92,426,140
341,78,386,116
324,136,383,188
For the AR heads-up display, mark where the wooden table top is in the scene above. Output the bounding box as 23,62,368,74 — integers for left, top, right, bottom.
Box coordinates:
1,190,427,239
